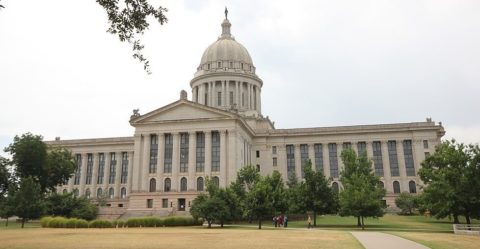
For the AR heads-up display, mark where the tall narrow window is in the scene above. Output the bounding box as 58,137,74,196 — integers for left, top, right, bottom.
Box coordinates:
342,142,352,150
211,131,220,172
180,177,187,192
314,144,323,173
149,134,158,173
229,91,234,105
97,188,102,198
403,140,415,176
218,61,221,68
253,89,257,109
229,62,233,68
164,134,173,173
300,144,309,178
272,146,277,154
332,182,339,193
164,178,171,192
393,181,401,194
74,154,81,185
372,141,384,176
121,152,128,184
196,132,205,172
108,187,114,199
388,141,400,177
409,180,417,193
85,154,93,185
180,133,189,173
97,153,105,185
109,153,116,184
273,157,277,166
212,176,219,187
121,187,127,199
357,142,367,156
197,177,204,191
286,145,295,175
217,92,222,106
423,140,429,149
328,143,338,178
242,92,245,107
73,189,79,197
85,189,91,199
149,178,156,192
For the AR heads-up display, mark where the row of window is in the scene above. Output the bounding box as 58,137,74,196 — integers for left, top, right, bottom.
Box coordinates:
148,176,219,192
330,180,417,194
197,85,258,109
201,61,254,73
66,186,127,199
72,152,129,186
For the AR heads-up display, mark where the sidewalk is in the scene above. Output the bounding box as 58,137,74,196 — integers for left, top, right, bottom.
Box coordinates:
351,232,430,249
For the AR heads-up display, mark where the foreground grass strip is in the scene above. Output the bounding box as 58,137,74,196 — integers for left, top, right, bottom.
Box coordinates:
0,227,364,249
389,232,480,249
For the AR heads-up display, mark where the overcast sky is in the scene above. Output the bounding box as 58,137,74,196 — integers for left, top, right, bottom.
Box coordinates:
1,0,480,157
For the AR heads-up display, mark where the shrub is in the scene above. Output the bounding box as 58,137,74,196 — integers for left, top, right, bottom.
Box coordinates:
75,219,89,228
66,218,78,228
127,218,142,227
89,220,113,228
40,216,53,228
116,220,126,228
48,217,69,228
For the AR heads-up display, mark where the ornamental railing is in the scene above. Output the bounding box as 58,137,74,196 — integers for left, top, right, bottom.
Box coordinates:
453,224,480,236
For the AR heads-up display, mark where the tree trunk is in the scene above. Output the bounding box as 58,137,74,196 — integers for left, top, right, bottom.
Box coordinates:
208,221,212,228
21,218,25,228
361,216,365,230
313,211,317,227
453,214,460,224
465,213,471,225
258,219,262,229
357,216,361,227
221,221,224,228
5,217,8,227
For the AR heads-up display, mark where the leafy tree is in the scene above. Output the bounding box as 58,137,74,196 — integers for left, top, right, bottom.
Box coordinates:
45,193,98,221
96,0,168,74
190,193,227,228
395,192,418,215
231,165,261,222
265,170,288,216
244,176,272,229
4,133,76,193
0,156,10,197
303,159,337,226
339,149,385,230
419,140,480,224
10,177,45,228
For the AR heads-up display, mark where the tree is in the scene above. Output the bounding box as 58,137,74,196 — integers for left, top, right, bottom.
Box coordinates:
303,159,337,226
96,0,168,74
244,176,272,229
4,133,76,193
419,139,480,224
190,193,227,228
10,177,44,228
395,192,418,215
231,165,261,223
0,156,10,197
0,156,14,226
339,149,385,230
265,171,288,216
45,193,98,221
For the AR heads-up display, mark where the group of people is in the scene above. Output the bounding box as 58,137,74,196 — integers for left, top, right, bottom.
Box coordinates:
272,215,288,228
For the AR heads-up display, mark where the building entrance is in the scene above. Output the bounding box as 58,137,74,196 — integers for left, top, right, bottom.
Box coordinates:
178,198,186,211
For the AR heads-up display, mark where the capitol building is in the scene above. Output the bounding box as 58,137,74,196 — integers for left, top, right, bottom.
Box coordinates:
49,12,445,218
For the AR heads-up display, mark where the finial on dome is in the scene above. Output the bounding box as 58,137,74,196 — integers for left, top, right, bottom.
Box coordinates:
221,8,232,39
225,7,228,19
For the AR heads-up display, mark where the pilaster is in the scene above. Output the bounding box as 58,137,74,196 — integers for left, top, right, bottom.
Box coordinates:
188,131,196,190
205,131,212,176
172,132,180,192
220,130,227,187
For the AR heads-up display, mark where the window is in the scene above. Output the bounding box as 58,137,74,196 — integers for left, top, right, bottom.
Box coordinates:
342,142,352,150
256,164,260,172
409,181,417,193
388,141,400,177
357,142,367,156
121,152,128,184
423,140,429,149
241,63,244,70
207,63,210,70
372,141,384,176
73,188,79,197
425,152,430,158
242,92,245,107
85,189,91,199
147,199,153,208
272,146,277,154
109,153,116,184
149,134,158,173
62,189,67,194
97,188,102,198
378,181,385,189
164,178,171,192
108,187,114,199
86,154,93,185
328,143,338,178
229,91,234,105
149,178,156,192
300,144,309,178
162,198,168,208
229,62,233,68
273,157,277,166
286,145,295,175
403,140,415,176
180,177,187,192
118,204,123,208
314,144,323,173
97,153,105,184
332,182,339,193
211,131,220,172
74,154,81,185
256,150,260,158
212,176,219,187
196,132,205,172
164,134,173,173
121,187,126,199
204,93,208,105
217,91,222,106
218,61,221,68
180,133,189,173
393,181,401,194
197,177,204,191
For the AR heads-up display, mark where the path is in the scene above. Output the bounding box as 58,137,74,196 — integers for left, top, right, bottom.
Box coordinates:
351,232,430,249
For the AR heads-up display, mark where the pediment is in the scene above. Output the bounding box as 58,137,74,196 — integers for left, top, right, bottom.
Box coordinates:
131,100,236,125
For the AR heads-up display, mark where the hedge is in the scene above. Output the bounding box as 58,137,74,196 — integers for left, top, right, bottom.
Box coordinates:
40,216,200,229
89,220,113,228
41,216,88,228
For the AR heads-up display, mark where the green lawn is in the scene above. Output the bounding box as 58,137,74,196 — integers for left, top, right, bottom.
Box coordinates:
390,232,480,249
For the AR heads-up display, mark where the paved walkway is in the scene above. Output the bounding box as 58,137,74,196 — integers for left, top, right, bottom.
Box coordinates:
351,232,430,249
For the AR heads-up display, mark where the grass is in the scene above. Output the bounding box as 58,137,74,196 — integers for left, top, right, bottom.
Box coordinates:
0,226,364,249
389,232,480,249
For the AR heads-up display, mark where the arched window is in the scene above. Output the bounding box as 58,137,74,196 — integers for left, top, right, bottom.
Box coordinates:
121,187,127,199
73,188,79,197
180,177,187,192
409,181,417,194
378,181,385,189
149,178,156,192
62,189,67,194
332,182,339,193
97,188,103,198
85,189,91,199
109,187,114,199
212,176,219,187
197,177,204,191
393,181,401,194
164,178,171,192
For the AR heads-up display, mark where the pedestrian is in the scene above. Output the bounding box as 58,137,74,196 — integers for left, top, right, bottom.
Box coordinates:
273,216,277,227
284,215,288,228
307,215,312,229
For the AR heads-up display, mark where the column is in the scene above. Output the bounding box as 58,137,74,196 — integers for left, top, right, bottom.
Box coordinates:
397,140,407,192
209,82,214,106
157,133,165,178
222,80,226,107
294,145,302,179
79,153,87,196
91,153,99,197
220,130,227,187
240,82,244,108
236,81,240,106
131,134,142,192
141,135,149,192
115,152,122,198
227,129,237,185
308,144,315,171
126,151,134,196
103,153,109,193
381,140,391,183
68,174,74,192
248,84,252,109
188,131,196,190
278,145,288,182
226,81,230,106
172,132,180,192
323,144,330,177
205,131,212,176
257,87,261,113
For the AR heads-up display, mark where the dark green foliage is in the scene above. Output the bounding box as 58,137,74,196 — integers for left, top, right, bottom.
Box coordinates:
265,171,288,215
395,192,419,215
125,216,196,227
45,193,98,221
89,220,113,228
40,216,53,227
339,149,386,230
47,217,69,228
10,177,45,228
244,175,273,229
0,156,10,197
96,0,168,74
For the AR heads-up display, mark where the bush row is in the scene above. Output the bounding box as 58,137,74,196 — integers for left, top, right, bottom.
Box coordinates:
41,216,200,228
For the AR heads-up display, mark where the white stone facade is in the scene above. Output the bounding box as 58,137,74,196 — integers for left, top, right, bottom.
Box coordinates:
48,15,444,216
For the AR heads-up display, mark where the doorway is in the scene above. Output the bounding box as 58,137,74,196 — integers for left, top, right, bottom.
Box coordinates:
178,198,186,211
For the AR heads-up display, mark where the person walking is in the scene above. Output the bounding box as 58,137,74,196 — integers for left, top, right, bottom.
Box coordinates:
307,215,312,229
284,215,288,228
